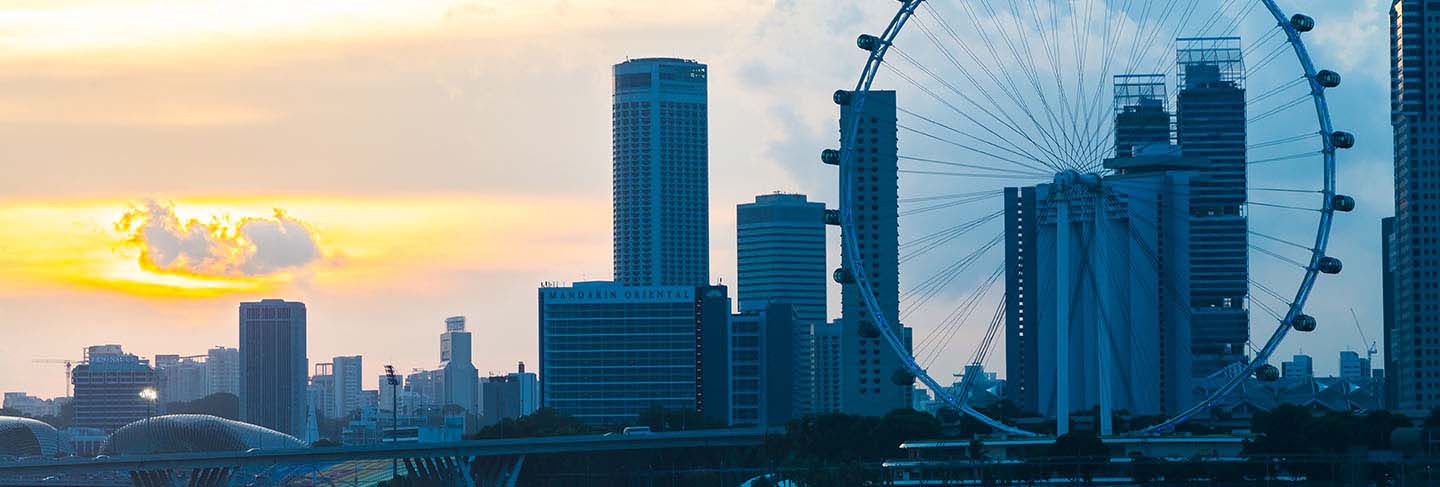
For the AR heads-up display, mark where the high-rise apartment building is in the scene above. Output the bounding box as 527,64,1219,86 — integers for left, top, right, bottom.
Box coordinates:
439,316,479,414
835,90,910,416
1390,0,1440,414
310,363,335,419
155,354,208,404
239,299,308,437
331,355,363,419
1340,351,1369,379
206,346,240,397
71,345,158,432
611,58,710,287
538,281,730,425
1175,37,1249,379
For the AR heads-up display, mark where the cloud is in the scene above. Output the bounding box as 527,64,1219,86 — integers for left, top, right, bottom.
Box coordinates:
114,200,323,278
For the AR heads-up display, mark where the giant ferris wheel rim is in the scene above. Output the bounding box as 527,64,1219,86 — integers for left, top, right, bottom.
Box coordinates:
834,0,1343,437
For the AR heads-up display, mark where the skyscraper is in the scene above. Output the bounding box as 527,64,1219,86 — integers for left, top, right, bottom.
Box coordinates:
332,355,363,419
1390,0,1440,414
1340,351,1369,379
439,316,479,414
154,354,207,404
737,193,827,321
239,299,308,437
835,90,910,416
612,58,710,287
736,193,825,415
1282,354,1314,379
1175,37,1249,380
538,281,730,425
71,345,158,432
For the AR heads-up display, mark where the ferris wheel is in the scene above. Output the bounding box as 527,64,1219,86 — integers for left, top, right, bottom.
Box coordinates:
829,0,1352,436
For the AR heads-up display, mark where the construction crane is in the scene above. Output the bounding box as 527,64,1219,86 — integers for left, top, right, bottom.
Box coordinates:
1350,308,1379,369
31,359,75,398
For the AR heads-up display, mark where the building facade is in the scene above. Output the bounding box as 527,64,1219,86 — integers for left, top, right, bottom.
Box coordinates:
814,320,844,413
1390,0,1440,414
736,193,825,416
1282,354,1314,379
837,90,911,416
538,281,729,425
71,345,158,432
1382,216,1398,409
331,355,363,419
238,299,308,437
154,354,208,404
1175,37,1250,380
612,58,710,287
440,316,480,414
728,303,802,427
205,347,240,397
479,363,539,426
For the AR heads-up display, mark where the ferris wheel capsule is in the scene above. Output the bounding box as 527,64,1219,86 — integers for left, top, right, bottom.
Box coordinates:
857,34,883,52
1256,364,1281,382
1316,70,1342,88
1290,314,1317,332
821,149,841,166
824,209,842,226
1331,195,1356,212
1318,257,1344,274
1330,131,1356,149
833,90,852,106
1290,14,1315,32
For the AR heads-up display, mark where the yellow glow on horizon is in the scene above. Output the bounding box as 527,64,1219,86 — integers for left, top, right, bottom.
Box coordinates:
0,194,609,299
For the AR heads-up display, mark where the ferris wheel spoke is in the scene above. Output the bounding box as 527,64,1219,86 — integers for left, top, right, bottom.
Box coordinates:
900,234,1003,319
901,190,1007,205
1247,151,1324,166
916,266,1004,367
1249,243,1309,269
1248,132,1321,150
917,5,1076,169
882,51,1069,172
900,210,1003,253
901,196,1005,218
897,108,1063,174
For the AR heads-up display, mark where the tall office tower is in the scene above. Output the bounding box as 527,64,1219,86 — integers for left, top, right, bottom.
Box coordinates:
813,321,843,413
331,355,363,419
611,58,710,287
538,282,730,425
206,347,240,397
1391,0,1440,414
1282,354,1314,379
239,299,308,436
71,345,158,432
836,90,910,416
1007,77,1196,420
1382,216,1398,409
736,193,825,415
154,354,208,404
737,193,828,321
439,316,479,414
1175,37,1249,379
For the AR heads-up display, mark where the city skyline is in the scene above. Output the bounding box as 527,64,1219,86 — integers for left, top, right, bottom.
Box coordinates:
0,0,1398,400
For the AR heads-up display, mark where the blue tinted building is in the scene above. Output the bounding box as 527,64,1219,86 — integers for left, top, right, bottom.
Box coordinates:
538,282,729,425
239,299,307,437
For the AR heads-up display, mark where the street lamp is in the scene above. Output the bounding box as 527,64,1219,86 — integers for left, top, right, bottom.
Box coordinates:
139,387,158,454
384,365,399,480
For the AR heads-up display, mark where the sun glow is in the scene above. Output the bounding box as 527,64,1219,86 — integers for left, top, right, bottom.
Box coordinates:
0,194,608,299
